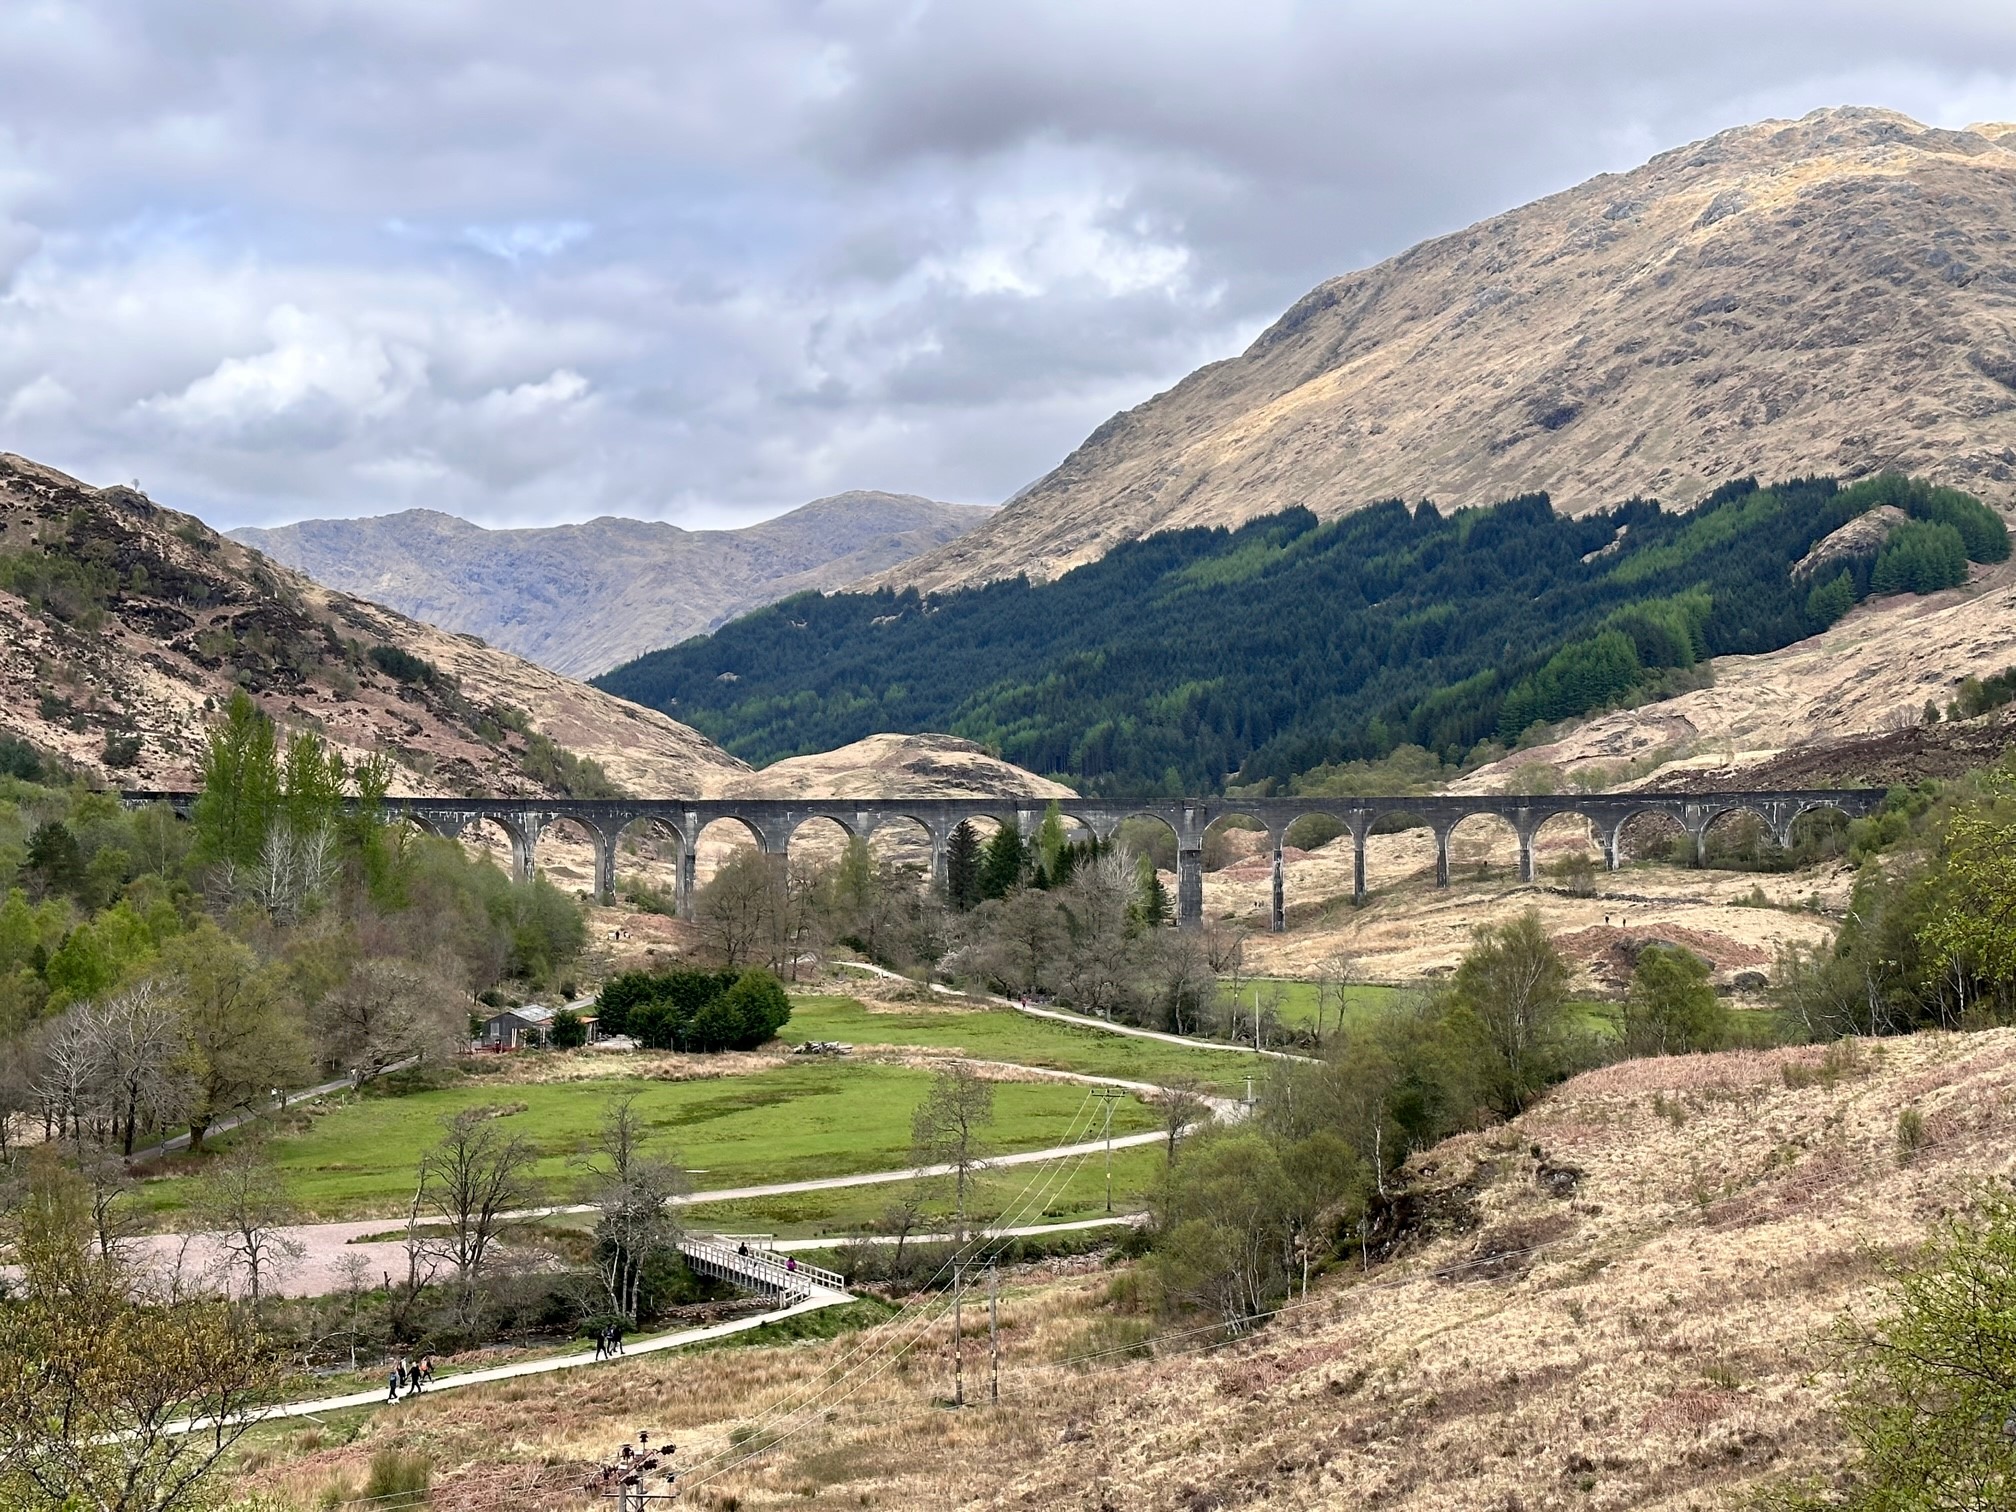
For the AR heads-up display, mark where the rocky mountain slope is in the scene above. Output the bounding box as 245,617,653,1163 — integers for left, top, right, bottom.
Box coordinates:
1458,553,2016,794
717,732,1074,801
875,107,2016,593
234,493,991,678
0,453,750,796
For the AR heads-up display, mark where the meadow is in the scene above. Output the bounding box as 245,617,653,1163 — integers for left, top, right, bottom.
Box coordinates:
138,1061,1156,1221
673,1140,1171,1239
789,990,1263,1093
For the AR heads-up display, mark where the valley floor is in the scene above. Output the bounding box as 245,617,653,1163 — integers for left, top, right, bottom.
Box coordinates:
231,1023,2016,1511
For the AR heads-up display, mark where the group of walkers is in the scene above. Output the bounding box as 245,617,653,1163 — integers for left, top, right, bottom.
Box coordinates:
385,1355,435,1402
592,1323,627,1360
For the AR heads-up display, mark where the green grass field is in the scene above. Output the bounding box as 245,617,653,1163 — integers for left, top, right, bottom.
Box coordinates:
1231,978,1405,1034
672,1139,1171,1239
790,991,1262,1095
138,1062,1157,1221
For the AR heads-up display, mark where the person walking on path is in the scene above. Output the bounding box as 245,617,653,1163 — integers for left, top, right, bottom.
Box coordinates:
593,1328,606,1361
386,1364,401,1404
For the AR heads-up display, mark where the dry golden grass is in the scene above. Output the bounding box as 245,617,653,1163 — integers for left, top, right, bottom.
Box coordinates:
233,1025,2016,1510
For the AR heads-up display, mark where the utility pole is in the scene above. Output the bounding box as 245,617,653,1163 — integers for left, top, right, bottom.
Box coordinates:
953,1259,964,1408
1092,1088,1123,1213
988,1264,1000,1405
585,1431,676,1509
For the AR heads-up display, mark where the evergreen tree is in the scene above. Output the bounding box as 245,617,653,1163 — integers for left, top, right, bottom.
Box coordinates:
1130,851,1170,931
192,692,282,870
1805,569,1855,628
1035,802,1068,888
945,821,982,912
24,822,85,903
979,825,1026,901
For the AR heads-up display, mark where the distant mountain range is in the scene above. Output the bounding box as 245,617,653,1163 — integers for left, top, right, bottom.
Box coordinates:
233,492,992,678
869,107,2016,594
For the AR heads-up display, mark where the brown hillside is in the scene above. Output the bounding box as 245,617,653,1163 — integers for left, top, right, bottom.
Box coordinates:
876,107,2016,593
0,454,750,796
237,1028,2016,1510
1454,555,2016,795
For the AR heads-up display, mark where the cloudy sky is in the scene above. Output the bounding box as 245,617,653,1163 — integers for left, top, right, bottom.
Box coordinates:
4,2,2016,531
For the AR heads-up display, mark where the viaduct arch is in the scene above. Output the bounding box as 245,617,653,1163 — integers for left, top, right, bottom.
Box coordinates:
121,788,1883,933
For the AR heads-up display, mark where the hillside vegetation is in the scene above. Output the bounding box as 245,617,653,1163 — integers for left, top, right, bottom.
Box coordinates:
873,107,2016,595
598,473,2004,793
0,453,749,796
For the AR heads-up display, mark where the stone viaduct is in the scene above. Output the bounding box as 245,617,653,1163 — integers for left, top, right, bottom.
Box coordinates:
122,788,1882,933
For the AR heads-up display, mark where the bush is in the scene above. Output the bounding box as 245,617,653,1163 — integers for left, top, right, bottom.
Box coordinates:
598,966,783,1050
367,643,442,686
361,1449,431,1501
549,1007,587,1049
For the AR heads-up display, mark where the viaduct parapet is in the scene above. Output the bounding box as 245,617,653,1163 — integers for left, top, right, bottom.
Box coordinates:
121,788,1883,932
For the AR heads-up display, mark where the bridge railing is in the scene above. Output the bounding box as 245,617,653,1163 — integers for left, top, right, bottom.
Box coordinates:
679,1235,845,1300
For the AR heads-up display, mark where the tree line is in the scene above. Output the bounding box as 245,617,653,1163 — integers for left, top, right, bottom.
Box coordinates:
597,473,2007,794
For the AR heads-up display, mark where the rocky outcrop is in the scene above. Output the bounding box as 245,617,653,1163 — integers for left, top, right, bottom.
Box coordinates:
870,108,2016,594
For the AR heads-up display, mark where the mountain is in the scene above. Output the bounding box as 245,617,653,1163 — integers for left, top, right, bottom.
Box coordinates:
871,107,2016,594
595,473,2008,794
232,492,993,678
0,453,750,796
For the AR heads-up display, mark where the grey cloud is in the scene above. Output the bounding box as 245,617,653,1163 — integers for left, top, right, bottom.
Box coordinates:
0,1,2014,529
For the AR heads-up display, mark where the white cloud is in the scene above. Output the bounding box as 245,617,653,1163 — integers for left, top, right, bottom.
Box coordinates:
0,1,2011,529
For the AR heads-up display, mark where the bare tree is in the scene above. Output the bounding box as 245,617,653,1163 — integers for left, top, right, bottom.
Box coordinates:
1148,927,1216,1037
419,1106,540,1325
383,1172,439,1342
1057,852,1138,1020
577,1093,688,1324
96,983,187,1156
190,1138,302,1314
0,1156,282,1512
315,957,460,1086
911,1062,995,1241
1155,1078,1212,1163
693,849,775,968
246,823,339,924
1313,949,1358,1046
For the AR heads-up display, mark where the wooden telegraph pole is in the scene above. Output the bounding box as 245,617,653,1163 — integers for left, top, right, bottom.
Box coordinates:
952,1259,965,1407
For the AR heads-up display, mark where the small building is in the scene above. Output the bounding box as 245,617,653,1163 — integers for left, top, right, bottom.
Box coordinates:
480,1004,599,1050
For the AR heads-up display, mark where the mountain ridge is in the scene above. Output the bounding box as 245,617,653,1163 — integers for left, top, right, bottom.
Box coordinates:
868,106,2016,594
0,453,751,797
233,491,992,677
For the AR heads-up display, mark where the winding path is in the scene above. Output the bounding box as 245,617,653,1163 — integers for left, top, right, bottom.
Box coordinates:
832,959,1317,1065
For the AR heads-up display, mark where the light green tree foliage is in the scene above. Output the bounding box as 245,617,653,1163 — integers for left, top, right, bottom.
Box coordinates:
0,1154,280,1512
192,691,282,870
43,901,162,1010
1921,779,2016,985
1620,945,1728,1056
1445,910,1575,1117
1757,1197,2016,1511
1036,802,1069,886
279,731,346,839
161,921,307,1151
1154,1131,1293,1327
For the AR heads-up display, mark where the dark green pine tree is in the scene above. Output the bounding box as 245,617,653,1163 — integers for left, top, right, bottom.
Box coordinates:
978,824,1027,901
945,820,983,912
